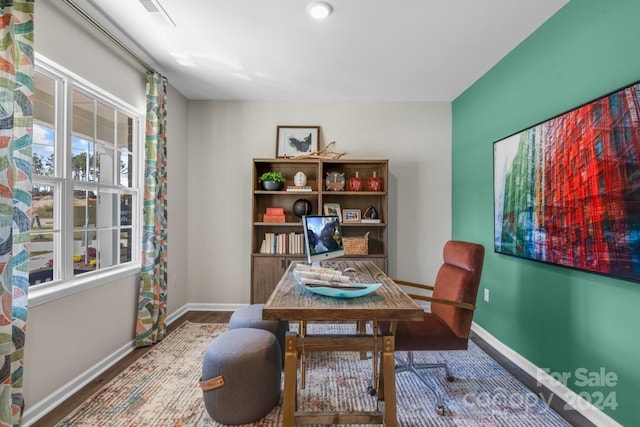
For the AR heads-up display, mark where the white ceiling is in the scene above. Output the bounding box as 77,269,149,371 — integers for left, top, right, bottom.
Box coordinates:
69,0,569,101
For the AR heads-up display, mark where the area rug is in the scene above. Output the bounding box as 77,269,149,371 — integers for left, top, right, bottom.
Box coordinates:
57,321,570,426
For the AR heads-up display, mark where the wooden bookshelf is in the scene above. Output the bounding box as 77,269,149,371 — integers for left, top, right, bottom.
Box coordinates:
251,158,389,303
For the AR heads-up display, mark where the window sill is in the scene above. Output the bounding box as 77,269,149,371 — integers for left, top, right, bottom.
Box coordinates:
28,263,141,308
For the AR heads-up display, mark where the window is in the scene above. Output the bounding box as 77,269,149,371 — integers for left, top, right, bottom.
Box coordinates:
598,172,606,196
30,58,141,288
594,137,603,160
592,103,602,125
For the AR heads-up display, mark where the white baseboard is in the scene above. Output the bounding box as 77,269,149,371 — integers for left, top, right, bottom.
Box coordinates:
184,302,246,313
22,302,246,426
471,322,621,427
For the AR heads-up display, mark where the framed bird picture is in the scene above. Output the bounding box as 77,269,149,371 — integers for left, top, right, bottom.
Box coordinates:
276,126,320,158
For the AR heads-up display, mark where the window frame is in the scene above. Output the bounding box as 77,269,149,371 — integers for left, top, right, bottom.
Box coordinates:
29,54,143,306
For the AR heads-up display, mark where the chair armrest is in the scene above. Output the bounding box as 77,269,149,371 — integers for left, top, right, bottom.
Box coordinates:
407,294,476,311
392,279,434,291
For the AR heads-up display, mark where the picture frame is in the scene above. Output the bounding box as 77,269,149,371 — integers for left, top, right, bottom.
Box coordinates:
323,203,342,221
493,79,640,283
343,209,361,223
276,126,320,158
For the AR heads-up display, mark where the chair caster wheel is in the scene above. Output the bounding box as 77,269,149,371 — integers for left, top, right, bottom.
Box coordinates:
435,405,446,416
447,375,455,382
367,386,377,396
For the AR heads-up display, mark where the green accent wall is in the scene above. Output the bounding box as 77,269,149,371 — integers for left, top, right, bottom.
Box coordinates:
452,1,640,425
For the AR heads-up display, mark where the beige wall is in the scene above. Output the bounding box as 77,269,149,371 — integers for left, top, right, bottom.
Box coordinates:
186,101,452,304
166,84,190,313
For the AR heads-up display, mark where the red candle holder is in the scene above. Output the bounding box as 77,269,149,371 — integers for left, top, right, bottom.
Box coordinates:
349,171,364,191
367,171,382,192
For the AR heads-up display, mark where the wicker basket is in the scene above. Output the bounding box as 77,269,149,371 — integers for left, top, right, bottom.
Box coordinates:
343,232,369,255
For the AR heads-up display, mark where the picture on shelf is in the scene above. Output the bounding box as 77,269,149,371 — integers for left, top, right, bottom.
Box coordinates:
343,209,361,223
276,126,320,158
323,203,342,222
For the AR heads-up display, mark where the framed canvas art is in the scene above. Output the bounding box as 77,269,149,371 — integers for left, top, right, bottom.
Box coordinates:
494,81,640,282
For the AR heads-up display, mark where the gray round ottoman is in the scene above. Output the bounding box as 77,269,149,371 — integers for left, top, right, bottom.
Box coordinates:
228,303,289,358
200,328,282,425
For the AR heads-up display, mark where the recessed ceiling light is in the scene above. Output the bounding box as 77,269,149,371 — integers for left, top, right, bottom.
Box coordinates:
307,1,333,19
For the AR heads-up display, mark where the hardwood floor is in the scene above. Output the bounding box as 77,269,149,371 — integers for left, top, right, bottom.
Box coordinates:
32,311,593,427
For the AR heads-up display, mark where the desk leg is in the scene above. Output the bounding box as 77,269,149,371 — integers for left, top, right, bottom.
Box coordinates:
380,335,397,427
358,320,368,359
283,332,298,427
300,320,307,389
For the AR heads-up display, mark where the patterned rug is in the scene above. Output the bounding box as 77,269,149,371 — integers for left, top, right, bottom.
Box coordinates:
57,321,570,426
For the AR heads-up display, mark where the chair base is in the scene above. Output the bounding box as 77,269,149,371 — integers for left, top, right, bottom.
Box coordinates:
395,351,453,415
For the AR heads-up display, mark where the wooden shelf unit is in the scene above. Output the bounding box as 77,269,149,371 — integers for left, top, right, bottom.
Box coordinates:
251,158,389,303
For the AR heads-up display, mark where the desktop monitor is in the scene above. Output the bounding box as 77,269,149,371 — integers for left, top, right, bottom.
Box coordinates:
302,215,345,266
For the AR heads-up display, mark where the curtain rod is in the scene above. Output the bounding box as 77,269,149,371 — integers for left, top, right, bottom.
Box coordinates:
63,0,158,75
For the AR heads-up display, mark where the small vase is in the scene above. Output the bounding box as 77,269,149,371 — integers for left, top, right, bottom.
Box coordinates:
367,171,382,192
349,171,364,191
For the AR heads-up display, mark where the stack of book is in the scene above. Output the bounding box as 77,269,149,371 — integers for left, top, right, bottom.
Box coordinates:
263,207,285,223
260,232,306,254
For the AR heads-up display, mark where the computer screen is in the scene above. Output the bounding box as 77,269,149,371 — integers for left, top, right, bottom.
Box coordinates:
302,215,345,266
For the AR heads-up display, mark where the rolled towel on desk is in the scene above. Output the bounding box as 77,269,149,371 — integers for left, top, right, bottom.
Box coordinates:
298,270,350,283
300,277,368,289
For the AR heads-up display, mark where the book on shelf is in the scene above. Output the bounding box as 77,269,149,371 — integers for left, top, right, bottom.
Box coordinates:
265,207,284,215
360,218,381,224
286,186,312,192
263,214,285,223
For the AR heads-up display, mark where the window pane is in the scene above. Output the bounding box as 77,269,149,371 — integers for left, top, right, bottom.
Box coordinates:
71,136,95,181
33,123,55,177
72,90,94,138
97,190,118,228
34,72,55,124
120,194,132,226
73,189,97,227
119,151,133,187
97,102,115,143
73,228,96,275
117,112,133,152
120,228,132,263
96,144,115,184
117,112,133,187
98,229,118,269
32,184,55,227
30,185,56,286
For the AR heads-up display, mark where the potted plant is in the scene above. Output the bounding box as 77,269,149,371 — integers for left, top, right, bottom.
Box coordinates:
259,171,286,191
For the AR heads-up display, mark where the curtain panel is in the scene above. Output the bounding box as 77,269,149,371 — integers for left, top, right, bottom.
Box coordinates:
0,0,34,424
135,71,168,347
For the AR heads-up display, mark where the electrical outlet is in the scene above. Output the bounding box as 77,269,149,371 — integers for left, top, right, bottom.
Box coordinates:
484,288,490,302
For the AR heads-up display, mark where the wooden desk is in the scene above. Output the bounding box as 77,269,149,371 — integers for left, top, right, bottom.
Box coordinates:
263,260,423,426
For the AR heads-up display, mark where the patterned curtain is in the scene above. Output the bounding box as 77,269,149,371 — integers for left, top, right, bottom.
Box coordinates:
0,0,34,424
135,71,168,347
